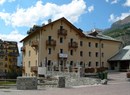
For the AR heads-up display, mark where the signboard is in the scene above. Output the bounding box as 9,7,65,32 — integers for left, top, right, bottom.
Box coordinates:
59,53,68,58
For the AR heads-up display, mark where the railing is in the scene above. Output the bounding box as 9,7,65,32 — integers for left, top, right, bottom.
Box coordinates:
21,46,25,52
22,66,25,71
0,51,4,55
68,42,78,49
31,40,39,47
58,29,67,38
31,66,38,72
46,40,56,47
8,52,18,56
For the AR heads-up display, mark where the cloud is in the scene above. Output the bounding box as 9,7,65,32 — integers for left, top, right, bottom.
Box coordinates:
88,5,94,13
0,30,26,51
0,0,5,5
106,0,109,2
109,12,130,22
111,0,118,4
0,0,86,27
105,0,118,4
0,0,15,5
123,0,130,7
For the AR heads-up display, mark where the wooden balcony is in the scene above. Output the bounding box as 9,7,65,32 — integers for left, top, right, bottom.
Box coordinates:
0,51,4,55
5,64,7,68
9,52,19,56
31,40,38,47
21,46,25,52
68,42,78,49
22,66,25,72
46,40,56,47
58,29,67,38
31,66,38,72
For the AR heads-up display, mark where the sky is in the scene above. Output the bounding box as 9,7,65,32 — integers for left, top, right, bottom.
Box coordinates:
0,0,130,50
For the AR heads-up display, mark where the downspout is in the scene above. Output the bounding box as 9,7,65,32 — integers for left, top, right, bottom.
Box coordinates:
99,39,102,67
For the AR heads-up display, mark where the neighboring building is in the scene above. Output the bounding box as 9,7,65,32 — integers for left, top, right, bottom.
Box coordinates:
0,39,19,78
20,17,122,77
108,45,130,71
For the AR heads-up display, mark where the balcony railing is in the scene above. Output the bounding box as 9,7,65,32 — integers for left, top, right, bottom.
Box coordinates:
31,66,38,72
58,29,67,38
21,46,25,52
5,64,7,68
46,40,56,47
68,42,78,49
0,51,4,55
8,52,18,56
31,40,38,47
22,66,25,72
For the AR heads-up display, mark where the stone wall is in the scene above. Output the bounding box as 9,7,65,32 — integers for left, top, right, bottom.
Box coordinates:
45,71,101,87
17,77,37,90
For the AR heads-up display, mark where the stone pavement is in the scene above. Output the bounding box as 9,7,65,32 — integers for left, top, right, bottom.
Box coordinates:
0,72,130,95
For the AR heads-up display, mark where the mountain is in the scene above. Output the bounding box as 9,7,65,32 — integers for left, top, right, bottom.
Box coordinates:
103,15,130,46
111,15,130,28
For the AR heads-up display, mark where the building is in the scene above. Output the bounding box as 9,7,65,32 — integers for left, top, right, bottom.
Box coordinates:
20,17,122,77
108,45,130,71
0,39,19,78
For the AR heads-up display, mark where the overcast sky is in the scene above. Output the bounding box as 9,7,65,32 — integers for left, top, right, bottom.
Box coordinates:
0,0,130,50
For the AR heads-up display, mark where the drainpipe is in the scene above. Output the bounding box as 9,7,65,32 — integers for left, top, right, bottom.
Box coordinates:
99,39,102,67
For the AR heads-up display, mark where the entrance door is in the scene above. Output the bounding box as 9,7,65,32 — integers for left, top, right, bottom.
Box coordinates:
120,61,129,71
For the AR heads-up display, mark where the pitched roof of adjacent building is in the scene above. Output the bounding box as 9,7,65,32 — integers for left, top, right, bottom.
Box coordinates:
20,17,121,43
108,45,130,61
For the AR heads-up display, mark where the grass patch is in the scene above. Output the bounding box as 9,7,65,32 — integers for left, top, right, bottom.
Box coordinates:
0,81,16,86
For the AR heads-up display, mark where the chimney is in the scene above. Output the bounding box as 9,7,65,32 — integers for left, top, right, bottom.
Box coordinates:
48,19,52,24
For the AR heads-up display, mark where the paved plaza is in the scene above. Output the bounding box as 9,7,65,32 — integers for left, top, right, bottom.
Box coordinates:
0,72,130,95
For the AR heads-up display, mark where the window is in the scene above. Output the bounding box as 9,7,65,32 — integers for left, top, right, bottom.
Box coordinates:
101,43,104,48
28,61,30,68
60,49,63,53
89,52,91,57
95,43,98,48
88,42,91,47
70,50,73,55
29,50,31,57
80,41,83,46
60,37,63,43
95,52,98,57
96,62,99,67
80,51,83,57
48,36,52,41
35,60,37,66
80,61,83,67
70,61,73,66
102,53,104,57
102,62,104,67
88,61,91,67
48,48,51,54
70,38,73,43
60,26,63,30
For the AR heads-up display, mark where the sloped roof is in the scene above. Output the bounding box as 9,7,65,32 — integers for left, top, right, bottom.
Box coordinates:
108,45,130,61
85,30,121,42
20,17,86,42
20,17,122,43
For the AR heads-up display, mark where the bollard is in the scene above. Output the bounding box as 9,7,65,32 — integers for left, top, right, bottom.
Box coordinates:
58,76,65,88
